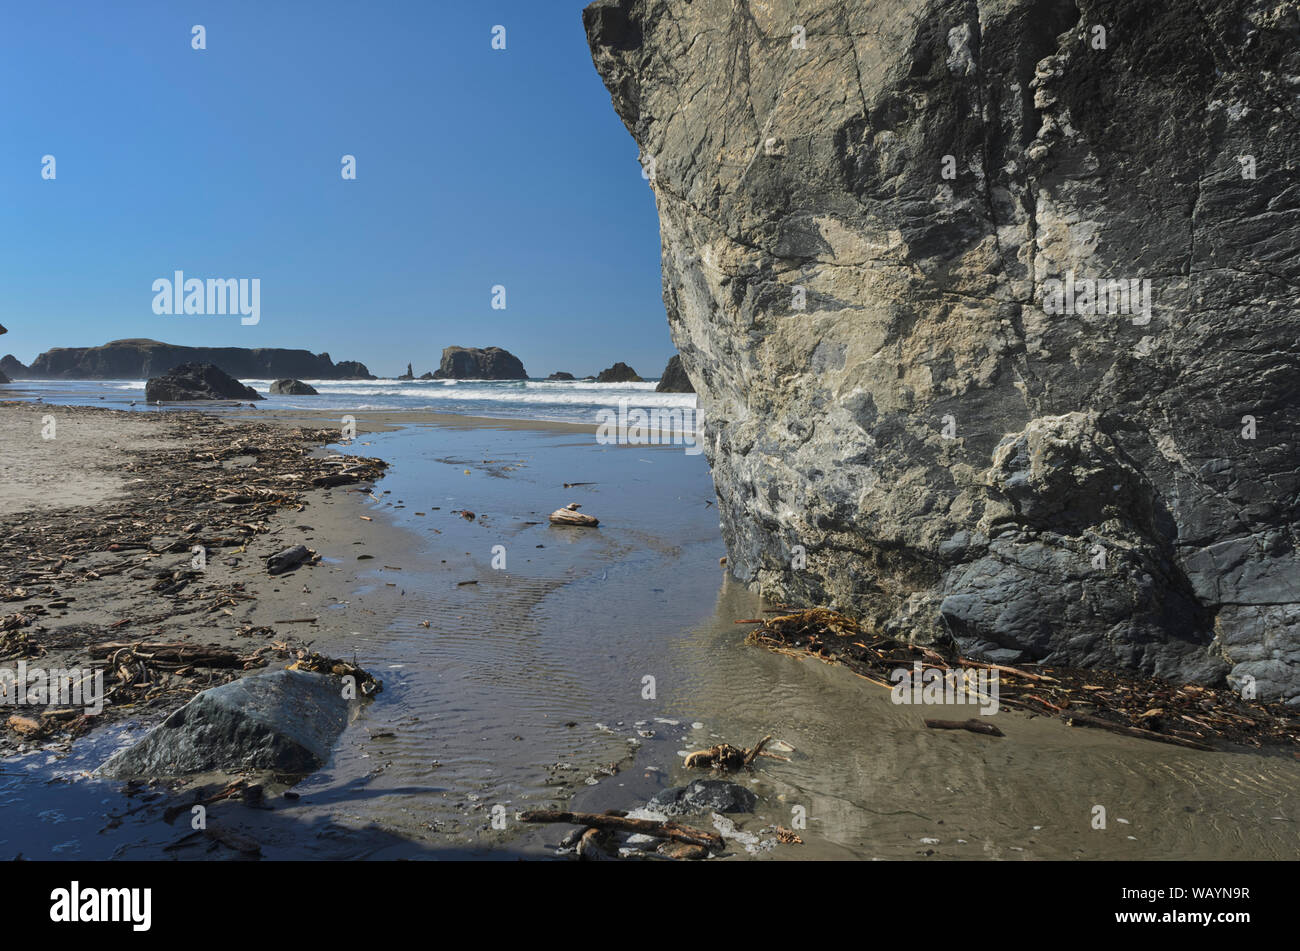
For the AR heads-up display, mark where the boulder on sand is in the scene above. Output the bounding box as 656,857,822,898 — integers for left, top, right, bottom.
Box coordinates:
145,362,263,402
647,779,756,816
96,669,351,778
596,362,642,383
269,378,318,395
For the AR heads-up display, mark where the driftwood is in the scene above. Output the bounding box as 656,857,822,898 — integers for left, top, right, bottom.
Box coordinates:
747,608,1300,752
924,718,1005,737
684,734,773,770
548,503,598,527
1065,712,1215,752
519,810,723,850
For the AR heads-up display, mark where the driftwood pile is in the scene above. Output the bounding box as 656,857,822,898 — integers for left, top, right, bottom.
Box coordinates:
746,608,1300,753
0,408,387,747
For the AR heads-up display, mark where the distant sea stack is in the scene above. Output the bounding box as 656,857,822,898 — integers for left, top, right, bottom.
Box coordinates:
586,0,1300,701
145,363,264,402
25,339,375,379
269,379,318,395
547,371,576,381
432,346,526,380
596,362,642,383
1,355,29,379
655,354,694,393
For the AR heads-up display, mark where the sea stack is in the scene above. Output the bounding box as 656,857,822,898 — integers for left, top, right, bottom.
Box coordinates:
432,346,527,380
655,354,694,393
595,362,642,383
585,0,1300,700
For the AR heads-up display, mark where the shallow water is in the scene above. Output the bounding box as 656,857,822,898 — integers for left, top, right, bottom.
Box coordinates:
2,413,1297,860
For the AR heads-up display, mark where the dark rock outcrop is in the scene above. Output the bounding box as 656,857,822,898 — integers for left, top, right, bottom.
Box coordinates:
96,670,349,778
548,371,577,381
27,339,374,379
647,779,757,816
586,0,1300,702
595,361,643,383
398,363,415,380
432,346,527,380
145,362,264,402
0,355,29,379
269,378,318,395
0,369,8,385
655,354,694,393
418,371,436,380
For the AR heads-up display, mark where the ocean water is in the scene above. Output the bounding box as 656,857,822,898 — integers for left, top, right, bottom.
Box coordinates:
5,377,697,426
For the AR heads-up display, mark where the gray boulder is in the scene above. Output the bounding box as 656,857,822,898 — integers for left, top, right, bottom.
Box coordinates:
97,669,350,778
269,378,318,395
145,362,263,402
647,779,757,816
585,0,1300,702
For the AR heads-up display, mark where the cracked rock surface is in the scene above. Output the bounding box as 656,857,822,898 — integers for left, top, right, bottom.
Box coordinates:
585,0,1300,701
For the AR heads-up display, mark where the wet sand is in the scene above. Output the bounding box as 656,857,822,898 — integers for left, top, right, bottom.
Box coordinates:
1,400,1297,861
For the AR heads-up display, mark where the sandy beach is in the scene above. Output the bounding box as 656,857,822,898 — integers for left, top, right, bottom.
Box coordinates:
3,399,1298,862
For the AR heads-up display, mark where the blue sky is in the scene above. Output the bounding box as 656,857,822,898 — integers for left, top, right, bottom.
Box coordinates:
0,0,671,378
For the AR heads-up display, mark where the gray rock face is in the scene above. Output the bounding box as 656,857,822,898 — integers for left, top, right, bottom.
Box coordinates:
586,0,1300,701
655,354,694,393
269,378,318,395
595,361,643,383
96,669,351,777
432,346,527,380
145,362,264,402
647,779,757,816
0,355,28,379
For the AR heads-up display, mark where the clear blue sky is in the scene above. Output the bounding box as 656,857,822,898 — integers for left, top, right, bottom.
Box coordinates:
0,0,672,379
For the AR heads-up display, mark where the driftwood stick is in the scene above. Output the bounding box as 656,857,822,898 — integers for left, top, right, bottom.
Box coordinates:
924,718,1005,737
1065,713,1215,751
743,734,773,766
519,810,723,850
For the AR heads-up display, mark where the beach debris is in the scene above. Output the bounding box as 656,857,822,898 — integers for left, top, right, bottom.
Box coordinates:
549,503,598,527
775,826,803,844
287,650,382,697
266,545,315,575
747,608,1299,752
520,809,724,851
683,734,773,771
924,718,1005,738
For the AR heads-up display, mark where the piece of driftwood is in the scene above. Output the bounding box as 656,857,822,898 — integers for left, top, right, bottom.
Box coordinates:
548,503,598,527
519,810,723,850
1065,712,1215,751
924,718,1005,737
684,734,773,770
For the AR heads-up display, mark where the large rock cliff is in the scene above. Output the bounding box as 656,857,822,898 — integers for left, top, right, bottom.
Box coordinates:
586,0,1300,701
